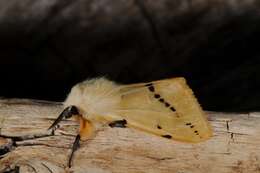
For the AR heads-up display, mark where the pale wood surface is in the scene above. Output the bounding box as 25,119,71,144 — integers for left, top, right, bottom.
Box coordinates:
0,99,260,173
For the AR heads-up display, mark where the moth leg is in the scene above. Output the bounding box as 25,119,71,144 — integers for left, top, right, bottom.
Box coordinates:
68,134,80,168
48,105,79,131
109,119,128,128
68,116,93,167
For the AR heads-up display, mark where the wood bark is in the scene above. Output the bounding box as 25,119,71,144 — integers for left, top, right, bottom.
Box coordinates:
0,99,260,173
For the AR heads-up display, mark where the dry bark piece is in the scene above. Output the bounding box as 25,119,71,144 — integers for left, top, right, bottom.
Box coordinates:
0,99,260,173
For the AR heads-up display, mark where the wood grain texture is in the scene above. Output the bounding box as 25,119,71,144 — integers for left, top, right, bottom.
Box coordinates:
0,99,260,173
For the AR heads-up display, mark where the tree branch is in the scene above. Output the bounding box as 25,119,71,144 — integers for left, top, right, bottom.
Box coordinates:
0,99,260,173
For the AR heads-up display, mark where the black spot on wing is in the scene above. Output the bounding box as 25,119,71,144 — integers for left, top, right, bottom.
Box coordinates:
157,125,162,129
109,119,127,128
164,102,170,107
159,98,164,103
154,94,160,98
170,107,176,111
186,122,195,128
162,135,172,139
145,83,155,92
194,130,199,135
149,86,155,92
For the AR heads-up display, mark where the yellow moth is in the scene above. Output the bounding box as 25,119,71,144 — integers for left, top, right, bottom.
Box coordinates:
48,77,212,167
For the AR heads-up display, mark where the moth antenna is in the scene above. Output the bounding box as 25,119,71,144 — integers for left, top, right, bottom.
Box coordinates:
48,105,79,131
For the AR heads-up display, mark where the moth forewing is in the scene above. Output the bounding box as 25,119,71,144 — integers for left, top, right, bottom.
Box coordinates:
111,77,212,143
164,78,213,141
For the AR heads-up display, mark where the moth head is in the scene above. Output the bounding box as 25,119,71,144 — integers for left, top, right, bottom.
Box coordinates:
48,105,80,131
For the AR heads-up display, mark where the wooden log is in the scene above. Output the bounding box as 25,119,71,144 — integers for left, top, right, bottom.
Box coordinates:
0,99,260,173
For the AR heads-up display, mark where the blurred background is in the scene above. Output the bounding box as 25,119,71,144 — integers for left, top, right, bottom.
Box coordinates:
0,0,260,111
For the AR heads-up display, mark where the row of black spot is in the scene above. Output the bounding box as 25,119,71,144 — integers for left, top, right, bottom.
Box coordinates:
145,83,200,138
145,83,176,112
186,122,199,136
145,83,174,139
185,122,194,128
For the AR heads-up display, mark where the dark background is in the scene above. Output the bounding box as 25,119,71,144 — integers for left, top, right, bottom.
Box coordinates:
0,0,260,111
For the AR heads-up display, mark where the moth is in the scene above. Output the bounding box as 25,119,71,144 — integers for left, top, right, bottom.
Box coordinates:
48,77,212,167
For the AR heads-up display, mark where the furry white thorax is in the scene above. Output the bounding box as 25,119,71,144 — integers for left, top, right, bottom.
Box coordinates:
64,77,121,119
